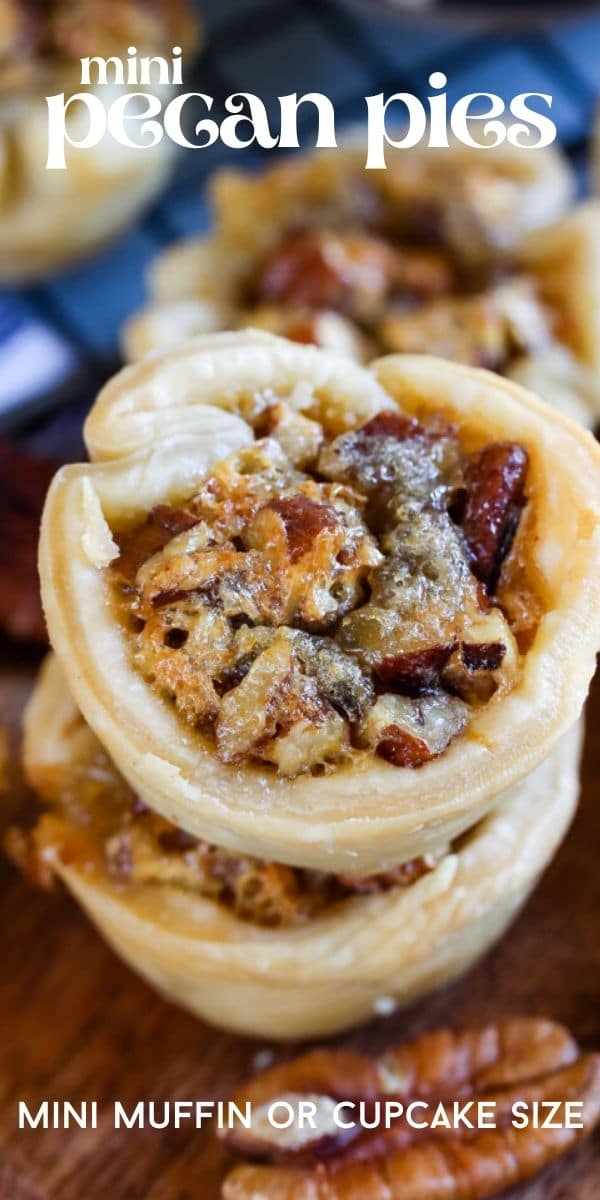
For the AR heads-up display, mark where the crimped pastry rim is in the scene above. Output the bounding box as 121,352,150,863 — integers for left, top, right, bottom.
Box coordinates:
40,334,600,872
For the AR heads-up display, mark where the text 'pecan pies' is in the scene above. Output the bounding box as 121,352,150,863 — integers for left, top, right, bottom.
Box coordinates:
123,138,600,426
12,654,581,1038
0,0,199,280
40,333,600,874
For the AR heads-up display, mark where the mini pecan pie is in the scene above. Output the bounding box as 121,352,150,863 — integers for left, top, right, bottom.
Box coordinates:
123,139,600,427
0,0,199,281
15,653,582,1039
39,334,600,878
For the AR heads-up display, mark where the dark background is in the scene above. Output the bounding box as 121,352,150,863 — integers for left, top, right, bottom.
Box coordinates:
0,0,600,446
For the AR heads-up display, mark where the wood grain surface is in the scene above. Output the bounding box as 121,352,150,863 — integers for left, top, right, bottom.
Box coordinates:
1,644,599,1200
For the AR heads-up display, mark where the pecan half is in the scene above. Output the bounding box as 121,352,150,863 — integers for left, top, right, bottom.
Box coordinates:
221,1020,600,1200
462,443,529,591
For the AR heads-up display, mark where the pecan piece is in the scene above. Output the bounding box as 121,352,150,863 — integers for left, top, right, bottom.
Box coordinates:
112,505,199,592
356,693,468,768
254,231,399,319
222,1020,578,1117
262,496,340,564
461,642,505,672
359,411,424,442
152,504,200,537
221,1020,600,1200
376,644,457,694
462,443,529,591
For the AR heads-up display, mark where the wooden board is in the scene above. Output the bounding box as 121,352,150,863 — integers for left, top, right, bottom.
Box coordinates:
0,647,599,1200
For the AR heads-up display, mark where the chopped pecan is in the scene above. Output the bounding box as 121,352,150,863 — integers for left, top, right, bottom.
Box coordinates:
359,412,423,442
157,827,199,853
261,496,340,564
462,443,529,591
215,634,348,772
253,231,400,320
462,642,505,672
356,692,468,768
376,644,457,694
0,438,57,642
379,291,513,369
221,1020,600,1200
376,729,437,769
152,504,200,537
113,504,199,592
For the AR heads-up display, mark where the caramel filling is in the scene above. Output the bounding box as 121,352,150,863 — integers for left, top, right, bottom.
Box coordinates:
7,743,441,928
110,407,538,778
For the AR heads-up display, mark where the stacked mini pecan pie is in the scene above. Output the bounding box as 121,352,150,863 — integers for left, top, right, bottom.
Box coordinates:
11,332,600,1038
0,0,199,280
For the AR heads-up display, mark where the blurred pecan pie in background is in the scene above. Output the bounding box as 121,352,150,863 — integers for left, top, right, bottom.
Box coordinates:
0,0,200,281
124,137,600,427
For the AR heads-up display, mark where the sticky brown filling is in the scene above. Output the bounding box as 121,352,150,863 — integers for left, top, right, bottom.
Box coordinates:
6,743,442,927
109,406,539,778
242,219,559,369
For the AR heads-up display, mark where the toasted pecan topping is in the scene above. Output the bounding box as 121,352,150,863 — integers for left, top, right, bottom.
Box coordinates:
254,231,405,322
221,1020,600,1198
356,693,469,767
462,442,529,590
337,855,436,894
375,644,457,693
462,642,506,672
254,229,455,326
259,496,340,564
359,411,424,441
111,409,531,777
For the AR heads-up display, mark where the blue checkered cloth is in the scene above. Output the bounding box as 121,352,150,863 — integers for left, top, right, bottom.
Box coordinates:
1,0,599,437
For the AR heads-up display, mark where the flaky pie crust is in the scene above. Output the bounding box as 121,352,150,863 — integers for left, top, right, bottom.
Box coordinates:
38,333,600,873
23,654,582,1040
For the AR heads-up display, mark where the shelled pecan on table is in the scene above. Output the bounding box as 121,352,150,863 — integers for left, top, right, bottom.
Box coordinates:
220,1019,600,1199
